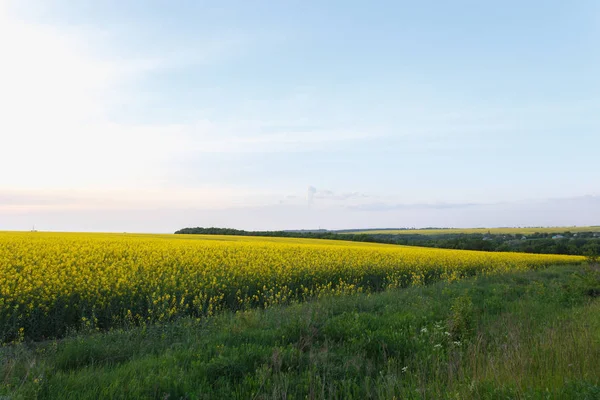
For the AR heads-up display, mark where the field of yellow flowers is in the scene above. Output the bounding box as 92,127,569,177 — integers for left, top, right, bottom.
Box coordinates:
0,231,583,342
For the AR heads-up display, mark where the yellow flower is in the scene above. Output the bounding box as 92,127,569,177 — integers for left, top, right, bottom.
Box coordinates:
0,231,583,342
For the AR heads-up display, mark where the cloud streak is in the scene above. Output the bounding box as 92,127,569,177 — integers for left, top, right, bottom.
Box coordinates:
347,202,481,212
2,196,598,233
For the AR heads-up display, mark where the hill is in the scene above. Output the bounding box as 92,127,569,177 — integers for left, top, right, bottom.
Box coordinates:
339,226,600,235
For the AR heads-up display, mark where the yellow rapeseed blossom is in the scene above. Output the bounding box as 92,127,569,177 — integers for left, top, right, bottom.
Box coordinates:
0,231,583,342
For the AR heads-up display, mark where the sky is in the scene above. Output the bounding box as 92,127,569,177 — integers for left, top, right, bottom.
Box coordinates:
1,0,599,232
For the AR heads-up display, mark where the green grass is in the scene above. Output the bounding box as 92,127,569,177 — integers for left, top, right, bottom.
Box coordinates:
343,226,600,235
2,265,599,399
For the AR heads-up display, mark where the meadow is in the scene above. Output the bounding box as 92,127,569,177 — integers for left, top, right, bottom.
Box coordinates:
2,265,599,399
343,226,600,235
0,231,583,343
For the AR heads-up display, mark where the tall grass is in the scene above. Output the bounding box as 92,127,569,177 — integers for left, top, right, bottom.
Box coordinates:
2,265,599,399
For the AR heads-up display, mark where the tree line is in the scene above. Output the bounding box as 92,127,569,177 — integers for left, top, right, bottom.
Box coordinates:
175,227,600,257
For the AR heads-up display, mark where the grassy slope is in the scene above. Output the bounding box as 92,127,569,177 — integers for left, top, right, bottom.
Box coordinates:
2,265,599,400
343,226,600,235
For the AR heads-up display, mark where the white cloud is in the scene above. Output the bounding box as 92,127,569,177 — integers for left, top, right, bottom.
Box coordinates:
0,185,281,213
0,6,377,199
181,125,376,154
307,186,317,205
0,5,174,190
294,187,373,208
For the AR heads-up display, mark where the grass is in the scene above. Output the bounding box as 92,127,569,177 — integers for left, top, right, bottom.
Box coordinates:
1,264,599,399
342,226,600,235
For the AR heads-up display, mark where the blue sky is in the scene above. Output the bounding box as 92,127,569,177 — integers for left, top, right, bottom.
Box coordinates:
1,0,599,232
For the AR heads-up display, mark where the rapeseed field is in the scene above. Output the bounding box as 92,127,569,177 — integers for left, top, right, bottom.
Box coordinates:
0,232,583,342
